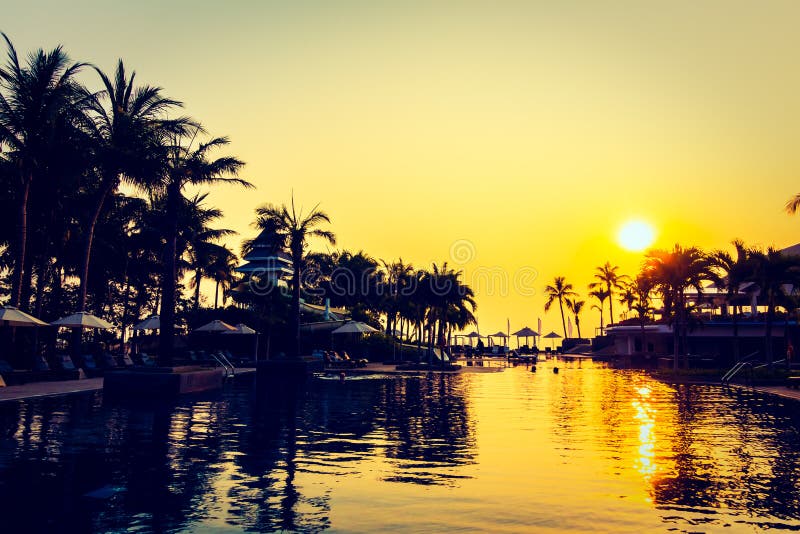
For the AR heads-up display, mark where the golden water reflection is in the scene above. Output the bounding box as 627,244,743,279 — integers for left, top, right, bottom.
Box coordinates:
1,363,799,532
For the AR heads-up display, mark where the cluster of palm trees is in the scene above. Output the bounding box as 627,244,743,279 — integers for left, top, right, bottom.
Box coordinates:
0,35,250,363
237,200,477,357
543,262,629,341
545,240,800,369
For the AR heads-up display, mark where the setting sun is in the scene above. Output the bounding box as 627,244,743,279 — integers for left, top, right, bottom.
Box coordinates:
618,220,656,252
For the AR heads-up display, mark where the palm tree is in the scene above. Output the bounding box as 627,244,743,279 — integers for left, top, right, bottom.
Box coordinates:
180,192,236,310
77,59,188,313
158,129,249,362
749,247,800,367
425,262,476,359
589,288,610,334
544,276,577,338
566,298,585,338
589,262,629,327
253,196,336,358
708,239,752,361
629,275,654,354
0,33,86,308
381,258,413,336
208,246,238,309
642,245,713,370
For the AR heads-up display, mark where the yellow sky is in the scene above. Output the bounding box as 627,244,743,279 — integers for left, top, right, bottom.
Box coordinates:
6,1,800,336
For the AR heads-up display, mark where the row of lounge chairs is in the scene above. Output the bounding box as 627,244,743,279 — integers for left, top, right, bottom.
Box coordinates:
320,350,368,368
0,351,154,385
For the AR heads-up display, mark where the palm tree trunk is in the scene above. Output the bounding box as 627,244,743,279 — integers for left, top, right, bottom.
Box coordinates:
78,183,113,312
608,284,614,326
11,178,31,309
575,317,582,339
558,298,567,338
159,182,181,365
214,280,220,309
193,269,202,310
765,294,775,369
291,263,301,358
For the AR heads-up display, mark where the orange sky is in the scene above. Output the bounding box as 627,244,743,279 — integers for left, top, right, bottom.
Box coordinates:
5,1,800,336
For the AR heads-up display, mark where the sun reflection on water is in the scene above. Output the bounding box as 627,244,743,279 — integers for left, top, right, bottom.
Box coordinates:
632,384,657,480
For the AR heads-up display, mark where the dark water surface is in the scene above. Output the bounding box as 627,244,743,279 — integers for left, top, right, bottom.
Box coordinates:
1,361,800,533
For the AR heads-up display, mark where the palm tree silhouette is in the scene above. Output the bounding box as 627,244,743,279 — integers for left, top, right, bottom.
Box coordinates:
77,59,189,313
158,129,249,362
544,276,577,338
253,196,336,358
589,288,610,334
0,33,86,308
589,262,629,327
643,245,712,370
566,298,585,339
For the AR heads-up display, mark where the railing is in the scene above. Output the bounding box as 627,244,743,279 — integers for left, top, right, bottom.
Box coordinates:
721,351,760,385
211,352,236,378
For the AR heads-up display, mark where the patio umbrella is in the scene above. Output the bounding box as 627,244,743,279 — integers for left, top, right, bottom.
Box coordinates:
133,315,160,331
542,330,562,350
222,323,258,334
0,306,48,327
489,331,508,349
465,331,480,347
331,321,379,335
194,319,237,332
52,312,115,329
512,326,539,348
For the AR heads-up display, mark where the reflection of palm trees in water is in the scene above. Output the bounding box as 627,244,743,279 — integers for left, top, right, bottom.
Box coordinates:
381,374,476,484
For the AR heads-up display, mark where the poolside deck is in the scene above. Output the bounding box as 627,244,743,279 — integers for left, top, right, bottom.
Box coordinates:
0,368,256,403
750,384,800,403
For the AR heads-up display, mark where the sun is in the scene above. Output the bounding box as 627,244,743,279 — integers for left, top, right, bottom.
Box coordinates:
617,220,656,252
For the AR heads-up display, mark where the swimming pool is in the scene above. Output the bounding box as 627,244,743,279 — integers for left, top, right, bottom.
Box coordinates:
1,361,799,532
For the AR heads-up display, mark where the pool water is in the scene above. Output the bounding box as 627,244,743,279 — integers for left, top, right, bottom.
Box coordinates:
1,361,799,533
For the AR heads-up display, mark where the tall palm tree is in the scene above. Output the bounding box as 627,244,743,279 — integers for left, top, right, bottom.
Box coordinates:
642,245,712,370
77,59,188,313
566,298,585,338
0,33,86,308
158,129,249,362
589,262,629,327
381,258,413,336
589,288,610,334
544,276,577,338
253,196,336,358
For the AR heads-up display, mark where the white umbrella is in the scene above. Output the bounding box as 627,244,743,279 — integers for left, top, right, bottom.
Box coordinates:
222,323,258,335
194,319,237,333
52,311,115,329
0,305,48,327
331,321,379,335
133,315,160,331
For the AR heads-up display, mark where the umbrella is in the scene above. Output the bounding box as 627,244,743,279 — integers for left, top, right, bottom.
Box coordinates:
194,320,237,333
133,315,160,331
331,321,379,335
512,326,539,348
222,323,258,334
542,330,562,350
52,312,115,329
0,306,48,327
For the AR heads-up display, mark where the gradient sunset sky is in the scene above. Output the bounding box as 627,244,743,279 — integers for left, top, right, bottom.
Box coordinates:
6,1,800,336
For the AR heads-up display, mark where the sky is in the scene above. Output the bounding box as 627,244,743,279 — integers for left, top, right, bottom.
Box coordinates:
4,1,800,337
